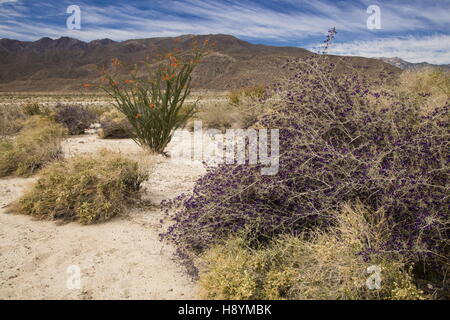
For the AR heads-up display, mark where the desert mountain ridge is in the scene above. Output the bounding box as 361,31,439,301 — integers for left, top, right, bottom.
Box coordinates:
0,34,401,92
378,57,450,71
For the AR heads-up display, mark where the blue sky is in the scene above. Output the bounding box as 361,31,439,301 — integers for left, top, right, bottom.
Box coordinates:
1,0,449,64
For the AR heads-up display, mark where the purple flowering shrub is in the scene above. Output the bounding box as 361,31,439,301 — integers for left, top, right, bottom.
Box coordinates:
162,35,449,286
55,105,97,135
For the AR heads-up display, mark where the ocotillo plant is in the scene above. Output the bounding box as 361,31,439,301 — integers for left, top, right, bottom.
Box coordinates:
99,40,210,154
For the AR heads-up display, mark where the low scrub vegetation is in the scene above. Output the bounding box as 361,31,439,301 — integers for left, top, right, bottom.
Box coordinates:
12,151,148,225
162,31,449,299
199,204,426,300
0,116,67,177
55,104,97,135
196,102,235,132
195,85,270,132
98,110,134,139
0,104,28,137
228,85,265,106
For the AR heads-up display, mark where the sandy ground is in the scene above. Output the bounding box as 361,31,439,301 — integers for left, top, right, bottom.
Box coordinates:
0,133,211,300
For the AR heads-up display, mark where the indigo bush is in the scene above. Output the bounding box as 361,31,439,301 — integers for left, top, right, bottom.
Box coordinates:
162,32,449,288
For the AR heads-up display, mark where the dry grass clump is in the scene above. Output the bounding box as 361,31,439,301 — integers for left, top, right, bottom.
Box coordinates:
195,85,270,131
229,85,269,128
98,110,134,139
199,204,427,300
228,85,265,106
22,102,51,117
401,68,450,97
399,68,449,113
195,102,236,132
84,104,113,118
0,116,67,177
11,150,148,225
370,68,450,115
0,104,26,137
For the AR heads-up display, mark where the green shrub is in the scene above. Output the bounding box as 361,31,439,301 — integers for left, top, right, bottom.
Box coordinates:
98,110,134,139
12,150,148,225
0,116,67,177
226,85,268,127
228,85,265,106
23,102,44,116
199,204,428,300
228,90,241,106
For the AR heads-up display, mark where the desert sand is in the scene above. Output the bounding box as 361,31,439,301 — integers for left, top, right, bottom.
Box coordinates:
0,132,211,300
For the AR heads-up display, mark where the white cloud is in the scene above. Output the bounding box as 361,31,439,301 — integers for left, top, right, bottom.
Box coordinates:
0,0,18,4
1,1,449,64
1,0,450,42
315,34,450,65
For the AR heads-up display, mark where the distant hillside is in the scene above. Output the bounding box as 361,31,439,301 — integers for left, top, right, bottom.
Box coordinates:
378,57,450,71
0,34,400,92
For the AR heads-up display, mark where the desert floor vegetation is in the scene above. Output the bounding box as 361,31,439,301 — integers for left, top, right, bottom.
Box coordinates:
0,36,448,300
199,204,426,300
9,150,148,225
161,33,449,300
0,116,67,177
98,110,134,139
54,104,98,135
0,134,204,299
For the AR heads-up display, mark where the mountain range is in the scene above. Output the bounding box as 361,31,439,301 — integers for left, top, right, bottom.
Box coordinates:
0,34,401,92
378,57,450,71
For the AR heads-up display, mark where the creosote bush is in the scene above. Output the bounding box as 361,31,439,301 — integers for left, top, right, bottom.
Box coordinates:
227,85,269,128
197,102,235,132
162,31,449,294
22,102,47,117
12,150,148,225
199,204,427,300
0,116,67,177
228,85,266,106
55,104,97,135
